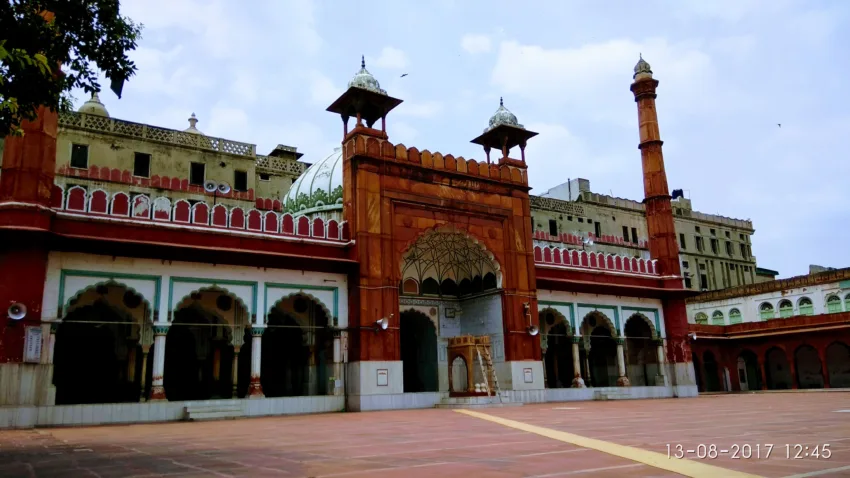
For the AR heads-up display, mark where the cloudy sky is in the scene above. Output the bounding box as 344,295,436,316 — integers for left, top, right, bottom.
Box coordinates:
80,0,849,278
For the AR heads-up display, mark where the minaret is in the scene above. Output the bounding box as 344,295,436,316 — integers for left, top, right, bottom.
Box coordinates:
630,56,682,278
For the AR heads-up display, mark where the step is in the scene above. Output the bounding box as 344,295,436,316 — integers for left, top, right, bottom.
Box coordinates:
593,391,632,401
184,405,243,421
435,401,523,409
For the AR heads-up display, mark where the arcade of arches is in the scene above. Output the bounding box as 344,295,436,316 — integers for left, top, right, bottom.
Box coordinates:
692,339,850,392
52,283,339,405
540,309,666,389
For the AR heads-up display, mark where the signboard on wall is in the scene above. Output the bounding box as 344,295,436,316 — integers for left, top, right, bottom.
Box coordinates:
523,367,534,384
377,369,389,386
24,326,43,363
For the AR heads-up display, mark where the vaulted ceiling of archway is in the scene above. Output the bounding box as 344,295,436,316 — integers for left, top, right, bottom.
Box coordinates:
401,231,498,284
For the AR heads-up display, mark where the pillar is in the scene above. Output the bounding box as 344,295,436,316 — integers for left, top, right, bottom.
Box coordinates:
232,346,240,398
584,344,592,387
571,338,585,388
127,346,137,383
140,345,150,401
248,327,264,398
47,323,57,364
819,348,831,388
149,325,168,401
332,334,342,395
616,338,630,387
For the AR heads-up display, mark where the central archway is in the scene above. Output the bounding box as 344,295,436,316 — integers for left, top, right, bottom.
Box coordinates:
540,308,573,388
400,310,438,393
581,312,617,387
624,314,658,386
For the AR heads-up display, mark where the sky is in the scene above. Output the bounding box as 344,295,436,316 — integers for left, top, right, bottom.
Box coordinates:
76,0,850,278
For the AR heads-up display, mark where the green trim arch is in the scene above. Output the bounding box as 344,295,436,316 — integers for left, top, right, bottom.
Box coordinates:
57,269,162,322
264,282,340,326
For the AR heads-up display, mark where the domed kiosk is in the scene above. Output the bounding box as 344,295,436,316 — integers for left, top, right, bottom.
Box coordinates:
282,147,343,221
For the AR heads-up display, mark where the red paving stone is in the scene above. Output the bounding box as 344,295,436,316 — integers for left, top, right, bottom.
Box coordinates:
1,393,848,477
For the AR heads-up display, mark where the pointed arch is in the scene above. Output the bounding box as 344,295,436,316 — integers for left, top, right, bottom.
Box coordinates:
172,285,251,326
267,291,334,325
580,310,616,337
624,312,657,338
63,280,154,323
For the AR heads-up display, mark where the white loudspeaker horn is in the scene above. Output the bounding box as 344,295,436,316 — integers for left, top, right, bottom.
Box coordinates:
203,179,218,193
527,324,539,336
217,181,231,194
375,317,389,331
8,302,27,321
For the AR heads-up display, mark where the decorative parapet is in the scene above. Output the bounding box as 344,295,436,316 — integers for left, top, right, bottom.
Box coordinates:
343,133,528,187
59,112,256,158
50,183,350,243
530,195,586,216
688,266,850,304
255,155,306,176
534,245,659,277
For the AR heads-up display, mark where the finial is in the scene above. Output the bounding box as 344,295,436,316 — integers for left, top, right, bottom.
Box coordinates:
91,91,100,101
361,55,365,68
640,52,642,60
188,113,198,128
500,97,504,107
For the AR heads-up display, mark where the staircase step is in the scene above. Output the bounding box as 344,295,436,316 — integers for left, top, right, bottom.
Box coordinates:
184,405,243,421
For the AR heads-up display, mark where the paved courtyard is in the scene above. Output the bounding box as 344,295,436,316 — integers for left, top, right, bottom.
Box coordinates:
1,393,849,477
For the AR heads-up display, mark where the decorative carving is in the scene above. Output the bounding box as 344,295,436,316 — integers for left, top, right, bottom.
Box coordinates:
251,327,265,337
153,325,170,336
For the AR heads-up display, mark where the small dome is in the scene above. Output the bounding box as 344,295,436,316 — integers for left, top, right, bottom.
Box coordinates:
284,148,343,216
78,91,109,117
485,97,524,133
633,54,653,79
184,113,205,135
348,55,387,95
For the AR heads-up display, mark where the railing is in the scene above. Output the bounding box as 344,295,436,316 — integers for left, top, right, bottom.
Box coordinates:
255,155,307,176
59,112,256,158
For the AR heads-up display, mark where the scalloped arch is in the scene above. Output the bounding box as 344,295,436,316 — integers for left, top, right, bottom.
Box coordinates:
539,307,571,335
400,224,503,288
267,291,334,325
400,307,438,331
623,312,657,338
172,286,250,324
580,310,617,336
64,280,154,323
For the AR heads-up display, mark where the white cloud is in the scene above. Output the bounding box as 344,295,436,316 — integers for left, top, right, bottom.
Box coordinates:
373,47,409,70
461,34,492,54
395,101,444,119
307,71,341,106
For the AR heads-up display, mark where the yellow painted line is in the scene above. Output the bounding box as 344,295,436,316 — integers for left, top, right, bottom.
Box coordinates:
454,409,763,478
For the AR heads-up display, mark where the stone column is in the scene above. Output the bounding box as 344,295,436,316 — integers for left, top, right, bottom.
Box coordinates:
47,322,58,364
332,334,342,395
139,345,150,401
232,346,240,398
584,343,592,387
149,325,169,401
655,339,667,385
248,327,264,398
616,338,630,387
571,338,585,388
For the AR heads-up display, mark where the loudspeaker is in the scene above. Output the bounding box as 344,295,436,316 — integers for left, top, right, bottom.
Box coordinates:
527,325,539,336
375,317,389,331
8,303,27,321
203,179,218,193
217,181,231,194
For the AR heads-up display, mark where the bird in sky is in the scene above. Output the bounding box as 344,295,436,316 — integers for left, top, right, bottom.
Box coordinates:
400,73,408,78
777,123,782,128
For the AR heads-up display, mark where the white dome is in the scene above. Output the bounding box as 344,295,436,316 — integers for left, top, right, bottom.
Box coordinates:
284,147,343,215
78,92,109,117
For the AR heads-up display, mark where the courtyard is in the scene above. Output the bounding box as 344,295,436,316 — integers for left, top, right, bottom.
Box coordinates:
1,393,849,477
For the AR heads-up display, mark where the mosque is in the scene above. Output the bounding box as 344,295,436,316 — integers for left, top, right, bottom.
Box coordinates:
4,54,839,429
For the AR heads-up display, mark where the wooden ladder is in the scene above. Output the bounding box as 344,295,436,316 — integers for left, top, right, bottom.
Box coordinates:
475,345,503,403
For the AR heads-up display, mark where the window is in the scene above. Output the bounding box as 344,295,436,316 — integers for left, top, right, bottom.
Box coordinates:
729,308,742,324
739,233,744,240
70,144,89,169
699,263,706,270
711,310,724,325
699,274,708,290
725,231,730,238
696,237,704,252
695,226,701,233
726,241,733,256
694,313,708,325
798,297,814,316
631,227,638,244
133,152,151,178
189,162,205,186
739,243,748,259
548,219,558,237
587,219,593,224
682,261,690,269
710,238,719,254
578,217,584,223
622,226,629,242
759,303,775,320
679,233,687,250
259,173,271,181
729,263,735,270
684,277,692,288
827,295,842,314
778,300,793,318
234,170,248,192
567,215,573,221
594,221,601,238
710,228,716,236
744,266,750,272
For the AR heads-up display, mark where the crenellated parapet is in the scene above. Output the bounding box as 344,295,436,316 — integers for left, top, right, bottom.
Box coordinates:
534,244,660,277
342,132,529,188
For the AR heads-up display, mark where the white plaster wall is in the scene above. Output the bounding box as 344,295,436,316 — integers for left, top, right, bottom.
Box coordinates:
538,289,665,338
686,281,850,324
42,251,348,327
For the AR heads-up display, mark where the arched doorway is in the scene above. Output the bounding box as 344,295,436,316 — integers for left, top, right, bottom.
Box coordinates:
826,342,850,388
765,347,792,390
581,312,617,387
795,345,823,389
164,289,250,401
624,314,658,386
540,309,573,388
702,351,721,392
263,294,333,397
400,310,438,393
450,356,468,392
53,283,150,405
738,350,761,391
